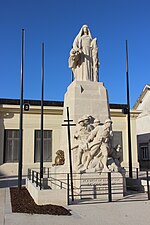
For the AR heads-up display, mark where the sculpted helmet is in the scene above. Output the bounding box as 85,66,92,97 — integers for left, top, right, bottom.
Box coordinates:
105,119,113,124
94,119,100,124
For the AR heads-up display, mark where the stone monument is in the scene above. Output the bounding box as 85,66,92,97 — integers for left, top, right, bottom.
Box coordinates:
27,25,126,204
58,24,125,175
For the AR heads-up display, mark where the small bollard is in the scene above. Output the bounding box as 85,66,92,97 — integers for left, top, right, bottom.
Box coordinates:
93,184,97,199
60,181,63,189
67,173,70,205
136,168,139,179
146,171,150,200
32,171,34,183
28,169,31,180
108,172,112,202
48,168,50,178
36,172,38,187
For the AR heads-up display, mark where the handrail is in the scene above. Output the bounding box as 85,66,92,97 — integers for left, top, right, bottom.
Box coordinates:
28,168,150,203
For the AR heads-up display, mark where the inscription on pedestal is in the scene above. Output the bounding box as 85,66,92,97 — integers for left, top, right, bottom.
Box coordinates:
80,172,125,199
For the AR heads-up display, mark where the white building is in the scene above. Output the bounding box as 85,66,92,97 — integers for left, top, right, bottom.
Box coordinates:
0,98,139,176
133,84,150,169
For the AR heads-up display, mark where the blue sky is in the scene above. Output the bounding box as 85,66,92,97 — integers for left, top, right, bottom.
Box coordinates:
0,0,150,107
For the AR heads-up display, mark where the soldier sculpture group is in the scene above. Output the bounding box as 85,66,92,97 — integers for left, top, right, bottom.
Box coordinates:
73,115,125,174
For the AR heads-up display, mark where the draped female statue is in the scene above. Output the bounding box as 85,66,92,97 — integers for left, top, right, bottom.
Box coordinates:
68,25,99,82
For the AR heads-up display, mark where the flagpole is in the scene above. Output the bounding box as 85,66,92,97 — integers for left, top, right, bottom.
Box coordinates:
18,29,25,189
40,43,44,189
126,40,132,178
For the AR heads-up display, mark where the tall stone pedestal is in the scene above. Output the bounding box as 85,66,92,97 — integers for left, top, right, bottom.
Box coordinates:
63,80,110,123
79,172,126,201
60,80,110,167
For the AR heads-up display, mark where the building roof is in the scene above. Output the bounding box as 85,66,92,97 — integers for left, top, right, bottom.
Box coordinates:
0,98,63,107
0,98,128,110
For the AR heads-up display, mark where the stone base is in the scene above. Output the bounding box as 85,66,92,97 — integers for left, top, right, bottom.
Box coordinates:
63,80,110,123
60,80,110,166
26,179,67,205
141,179,150,192
78,172,126,201
50,165,70,174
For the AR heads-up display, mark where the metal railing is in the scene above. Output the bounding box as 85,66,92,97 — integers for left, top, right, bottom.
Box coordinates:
71,172,124,203
28,168,70,204
124,167,150,200
124,167,139,179
28,168,69,190
27,168,150,204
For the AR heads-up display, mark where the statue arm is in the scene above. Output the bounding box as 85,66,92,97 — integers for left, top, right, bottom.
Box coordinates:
87,127,98,142
68,54,74,68
68,48,80,69
73,35,83,53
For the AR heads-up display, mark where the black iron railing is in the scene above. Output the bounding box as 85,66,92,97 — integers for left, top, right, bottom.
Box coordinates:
27,168,150,204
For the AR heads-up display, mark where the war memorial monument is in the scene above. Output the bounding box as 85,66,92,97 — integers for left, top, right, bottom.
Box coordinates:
27,25,126,204
60,25,125,174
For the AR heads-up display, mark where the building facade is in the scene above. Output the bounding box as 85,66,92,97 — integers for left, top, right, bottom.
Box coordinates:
0,98,139,176
133,84,150,170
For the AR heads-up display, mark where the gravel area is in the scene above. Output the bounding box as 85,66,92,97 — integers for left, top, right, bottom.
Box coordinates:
10,187,71,216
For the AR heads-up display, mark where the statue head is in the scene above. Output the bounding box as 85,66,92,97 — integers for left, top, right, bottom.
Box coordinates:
82,25,88,35
104,119,113,129
94,119,100,126
77,25,92,39
78,117,85,126
82,115,90,126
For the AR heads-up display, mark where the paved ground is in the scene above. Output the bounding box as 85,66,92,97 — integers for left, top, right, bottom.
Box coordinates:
1,187,150,225
0,188,5,225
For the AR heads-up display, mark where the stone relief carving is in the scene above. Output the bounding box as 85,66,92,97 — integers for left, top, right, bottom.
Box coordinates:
108,145,125,174
73,115,93,166
72,115,125,174
68,25,99,82
53,150,65,166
